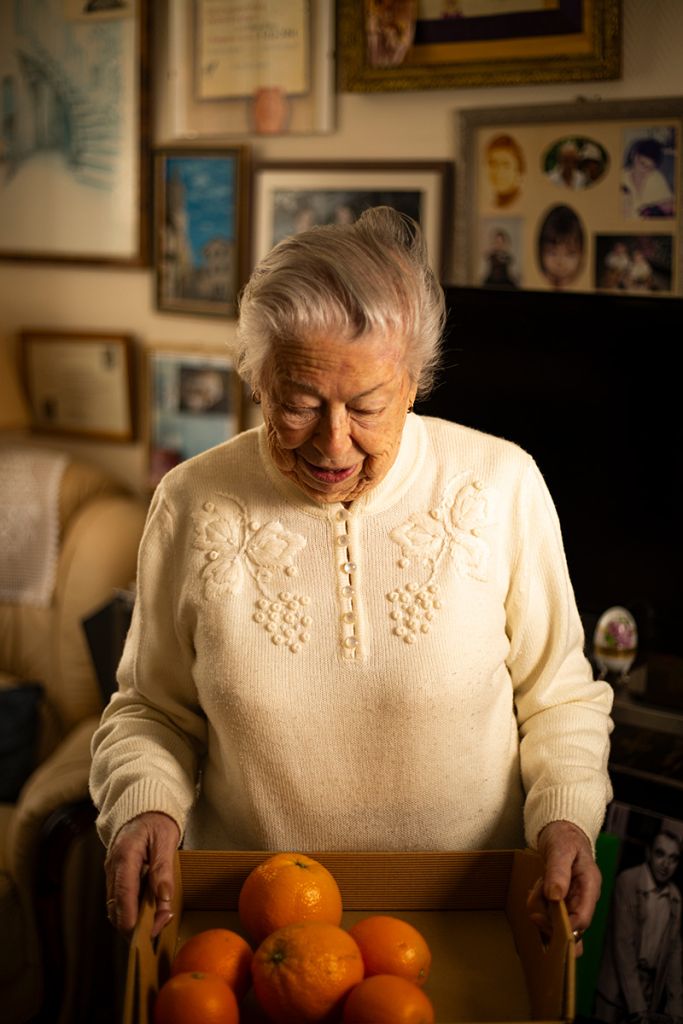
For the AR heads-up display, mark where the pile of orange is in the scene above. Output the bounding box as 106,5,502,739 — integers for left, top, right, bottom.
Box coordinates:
152,851,435,1024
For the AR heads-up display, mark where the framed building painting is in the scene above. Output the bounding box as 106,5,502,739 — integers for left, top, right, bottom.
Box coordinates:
337,0,622,92
251,159,453,277
457,97,682,297
0,0,151,265
155,146,249,317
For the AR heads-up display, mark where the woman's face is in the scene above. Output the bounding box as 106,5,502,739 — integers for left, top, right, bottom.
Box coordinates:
259,330,417,504
487,146,521,199
541,240,582,287
633,152,656,175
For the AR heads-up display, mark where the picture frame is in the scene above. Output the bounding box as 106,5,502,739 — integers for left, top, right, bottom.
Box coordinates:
337,0,622,93
0,0,151,266
154,146,250,318
146,344,244,489
19,330,135,442
578,800,683,1023
158,0,335,139
251,160,453,277
457,97,683,297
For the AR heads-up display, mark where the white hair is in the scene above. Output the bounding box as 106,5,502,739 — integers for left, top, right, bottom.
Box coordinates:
236,206,446,398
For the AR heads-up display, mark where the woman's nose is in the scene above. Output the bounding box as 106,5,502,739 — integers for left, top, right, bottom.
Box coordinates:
315,409,352,459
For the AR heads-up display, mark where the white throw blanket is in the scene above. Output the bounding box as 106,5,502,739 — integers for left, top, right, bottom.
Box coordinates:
0,447,67,607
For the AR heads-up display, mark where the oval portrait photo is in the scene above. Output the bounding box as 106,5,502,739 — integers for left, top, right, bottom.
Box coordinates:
543,136,608,190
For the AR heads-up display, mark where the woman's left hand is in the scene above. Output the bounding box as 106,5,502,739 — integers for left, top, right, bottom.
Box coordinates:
526,819,601,956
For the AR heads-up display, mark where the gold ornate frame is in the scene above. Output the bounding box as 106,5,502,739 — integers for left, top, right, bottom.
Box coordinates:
337,0,622,92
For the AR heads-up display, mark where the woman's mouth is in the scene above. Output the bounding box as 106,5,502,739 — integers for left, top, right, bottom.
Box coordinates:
301,458,359,484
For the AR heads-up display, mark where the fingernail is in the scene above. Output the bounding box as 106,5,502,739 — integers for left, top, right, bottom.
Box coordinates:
548,883,563,900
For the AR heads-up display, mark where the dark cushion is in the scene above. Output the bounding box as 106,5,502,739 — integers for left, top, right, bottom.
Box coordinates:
0,682,43,802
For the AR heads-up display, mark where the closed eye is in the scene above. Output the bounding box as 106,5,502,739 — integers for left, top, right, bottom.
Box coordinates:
351,407,384,418
281,404,319,420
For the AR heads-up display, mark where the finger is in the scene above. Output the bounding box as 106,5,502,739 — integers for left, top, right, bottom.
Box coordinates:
147,822,180,939
151,906,175,939
564,859,602,935
526,876,552,941
105,836,147,936
543,847,573,903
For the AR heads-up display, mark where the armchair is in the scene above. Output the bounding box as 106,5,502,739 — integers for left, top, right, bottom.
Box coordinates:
0,444,147,1023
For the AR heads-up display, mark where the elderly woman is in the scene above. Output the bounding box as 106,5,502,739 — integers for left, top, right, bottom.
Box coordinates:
90,207,612,945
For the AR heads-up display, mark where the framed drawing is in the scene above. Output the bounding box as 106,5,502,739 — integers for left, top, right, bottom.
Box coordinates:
457,97,683,297
19,330,135,442
0,0,151,265
159,0,335,139
146,344,243,488
337,0,622,92
154,146,249,317
251,160,453,276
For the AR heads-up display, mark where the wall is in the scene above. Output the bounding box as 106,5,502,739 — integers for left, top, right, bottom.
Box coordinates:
1,0,682,494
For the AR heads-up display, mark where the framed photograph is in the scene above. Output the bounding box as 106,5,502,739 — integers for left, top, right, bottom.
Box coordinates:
251,160,453,276
579,801,683,1024
0,0,151,266
155,146,249,317
158,0,335,138
19,330,135,442
337,0,621,93
146,344,243,488
457,97,683,297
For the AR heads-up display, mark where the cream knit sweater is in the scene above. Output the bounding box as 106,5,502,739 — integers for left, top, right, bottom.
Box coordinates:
90,415,613,852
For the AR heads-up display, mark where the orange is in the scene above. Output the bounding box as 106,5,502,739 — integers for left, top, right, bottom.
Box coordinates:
170,927,253,1002
348,914,432,987
238,851,343,945
342,974,436,1024
251,920,364,1023
153,970,239,1024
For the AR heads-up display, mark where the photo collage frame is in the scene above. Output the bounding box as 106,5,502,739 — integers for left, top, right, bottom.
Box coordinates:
459,98,682,297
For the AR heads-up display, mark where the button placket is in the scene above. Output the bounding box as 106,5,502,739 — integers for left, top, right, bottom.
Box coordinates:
335,508,359,659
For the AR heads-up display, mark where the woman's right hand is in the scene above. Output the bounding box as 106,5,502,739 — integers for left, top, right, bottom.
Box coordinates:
104,811,180,939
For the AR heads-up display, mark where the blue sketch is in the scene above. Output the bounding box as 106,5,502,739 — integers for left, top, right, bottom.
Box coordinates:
0,0,122,187
161,156,237,306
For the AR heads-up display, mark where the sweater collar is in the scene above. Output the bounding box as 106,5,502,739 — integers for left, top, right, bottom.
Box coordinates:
257,413,427,517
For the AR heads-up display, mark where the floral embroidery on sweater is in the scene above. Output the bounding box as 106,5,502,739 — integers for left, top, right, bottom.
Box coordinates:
387,474,496,643
192,498,310,652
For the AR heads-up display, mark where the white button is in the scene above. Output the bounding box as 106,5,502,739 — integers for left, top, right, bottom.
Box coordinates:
342,562,357,573
344,636,359,648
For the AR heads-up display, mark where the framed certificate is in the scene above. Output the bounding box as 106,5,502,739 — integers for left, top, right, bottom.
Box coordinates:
158,0,335,138
20,330,135,442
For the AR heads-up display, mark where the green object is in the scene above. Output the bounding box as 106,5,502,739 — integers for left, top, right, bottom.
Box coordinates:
576,832,622,1017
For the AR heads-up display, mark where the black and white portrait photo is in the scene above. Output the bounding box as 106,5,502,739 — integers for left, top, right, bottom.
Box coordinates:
593,804,683,1024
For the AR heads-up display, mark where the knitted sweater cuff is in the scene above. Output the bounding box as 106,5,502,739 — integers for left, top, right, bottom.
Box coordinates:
94,776,188,849
524,781,613,853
